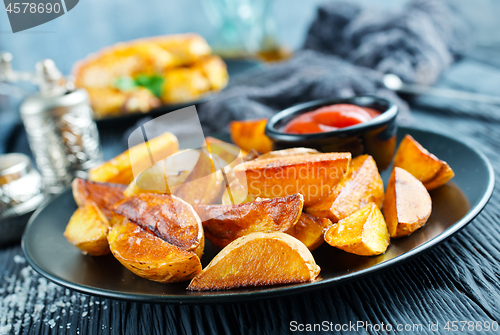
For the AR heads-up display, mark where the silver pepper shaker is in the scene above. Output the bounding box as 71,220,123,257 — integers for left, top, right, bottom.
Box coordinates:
18,59,102,194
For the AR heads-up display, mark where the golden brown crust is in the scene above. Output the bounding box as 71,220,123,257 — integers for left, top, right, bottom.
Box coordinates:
64,205,110,256
108,220,202,283
195,194,304,248
72,178,126,220
422,163,455,191
187,232,320,290
324,203,389,256
113,193,204,258
229,119,273,154
393,135,454,190
285,213,331,251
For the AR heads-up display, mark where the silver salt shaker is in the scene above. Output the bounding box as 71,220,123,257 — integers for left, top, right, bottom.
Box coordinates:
0,153,45,245
19,60,102,194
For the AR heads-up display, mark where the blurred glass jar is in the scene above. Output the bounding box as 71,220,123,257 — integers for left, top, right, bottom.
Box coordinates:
201,0,290,61
0,153,45,246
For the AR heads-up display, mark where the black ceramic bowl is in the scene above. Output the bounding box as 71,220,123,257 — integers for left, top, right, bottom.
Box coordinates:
265,95,398,170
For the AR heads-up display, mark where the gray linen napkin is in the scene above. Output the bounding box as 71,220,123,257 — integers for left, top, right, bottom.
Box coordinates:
304,0,468,85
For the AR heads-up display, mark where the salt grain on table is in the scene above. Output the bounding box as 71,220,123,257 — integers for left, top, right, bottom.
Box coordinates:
13,255,25,264
0,261,100,335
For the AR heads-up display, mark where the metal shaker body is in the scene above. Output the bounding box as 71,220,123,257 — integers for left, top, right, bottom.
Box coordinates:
20,89,102,193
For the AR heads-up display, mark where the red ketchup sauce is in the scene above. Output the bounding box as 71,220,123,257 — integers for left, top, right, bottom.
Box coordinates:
283,104,381,134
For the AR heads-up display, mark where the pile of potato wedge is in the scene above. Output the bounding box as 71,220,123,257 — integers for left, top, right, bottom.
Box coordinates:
64,123,454,291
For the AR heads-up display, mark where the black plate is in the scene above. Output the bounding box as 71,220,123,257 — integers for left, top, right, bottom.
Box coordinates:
22,126,494,304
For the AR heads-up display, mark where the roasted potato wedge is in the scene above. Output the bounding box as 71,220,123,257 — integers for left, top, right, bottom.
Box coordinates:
113,193,204,258
206,137,245,165
383,167,432,238
108,220,202,283
123,149,198,197
255,148,320,160
72,178,126,221
285,213,331,251
88,132,179,184
187,232,320,290
64,205,110,256
195,194,304,248
229,119,273,154
393,135,454,190
306,155,384,222
234,152,351,207
221,180,256,205
173,149,225,205
324,203,389,256
422,164,455,191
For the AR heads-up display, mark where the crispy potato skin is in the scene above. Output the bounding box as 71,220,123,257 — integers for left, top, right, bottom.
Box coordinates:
393,135,454,190
229,119,273,154
306,155,384,222
113,193,204,258
234,152,351,207
64,205,110,256
195,194,304,248
383,167,432,238
285,213,331,251
324,203,389,256
108,221,202,283
88,132,178,185
72,178,126,221
188,232,320,290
